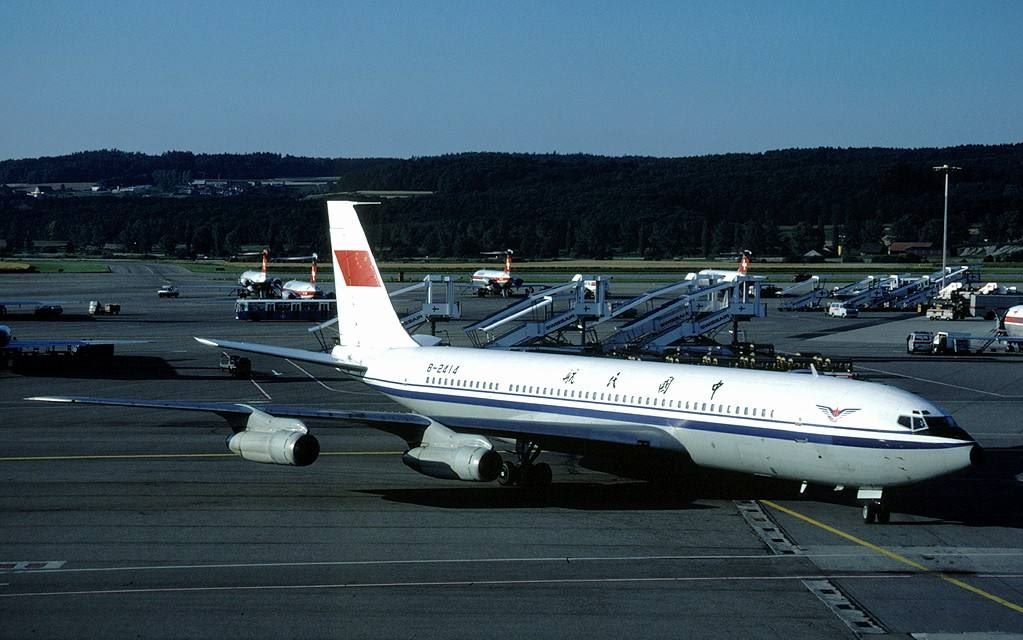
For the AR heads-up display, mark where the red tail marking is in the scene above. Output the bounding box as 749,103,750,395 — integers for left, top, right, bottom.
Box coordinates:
334,250,381,287
738,253,750,275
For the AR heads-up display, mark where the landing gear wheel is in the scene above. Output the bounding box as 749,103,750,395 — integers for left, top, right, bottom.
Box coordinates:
862,502,876,524
498,461,519,486
503,441,552,490
862,500,890,524
523,462,552,489
877,505,891,524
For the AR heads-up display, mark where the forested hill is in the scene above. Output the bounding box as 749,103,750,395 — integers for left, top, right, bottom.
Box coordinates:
0,150,393,185
2,145,1022,260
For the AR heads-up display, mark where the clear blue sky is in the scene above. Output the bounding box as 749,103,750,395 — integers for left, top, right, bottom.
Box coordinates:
3,0,1021,160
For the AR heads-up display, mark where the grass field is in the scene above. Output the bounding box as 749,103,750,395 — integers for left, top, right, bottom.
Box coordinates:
0,259,112,273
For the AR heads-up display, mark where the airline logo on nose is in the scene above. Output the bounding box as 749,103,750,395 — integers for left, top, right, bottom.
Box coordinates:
334,250,381,287
816,405,860,422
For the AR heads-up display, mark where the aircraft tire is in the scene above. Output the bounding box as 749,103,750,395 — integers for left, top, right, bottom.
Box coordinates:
522,462,552,489
862,502,877,524
862,500,889,524
498,461,519,486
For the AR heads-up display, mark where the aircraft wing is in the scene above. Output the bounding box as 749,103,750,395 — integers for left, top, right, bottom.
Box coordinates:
438,415,687,453
194,337,366,374
28,396,433,444
27,395,683,454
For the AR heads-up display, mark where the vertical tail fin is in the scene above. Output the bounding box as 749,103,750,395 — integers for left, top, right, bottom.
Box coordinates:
738,251,751,276
310,254,317,286
261,248,269,275
328,201,416,349
504,250,513,275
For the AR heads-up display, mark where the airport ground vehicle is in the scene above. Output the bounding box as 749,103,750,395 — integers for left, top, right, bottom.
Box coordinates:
219,352,251,378
157,285,180,298
88,301,121,315
826,302,858,318
33,304,63,319
234,299,336,321
907,331,934,353
906,331,971,355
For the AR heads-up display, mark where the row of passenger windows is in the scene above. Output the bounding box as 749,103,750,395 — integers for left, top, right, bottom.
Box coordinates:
426,376,499,391
423,376,773,418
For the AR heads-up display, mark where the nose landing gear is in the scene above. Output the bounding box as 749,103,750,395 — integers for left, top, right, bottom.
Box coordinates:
858,488,891,524
862,499,891,524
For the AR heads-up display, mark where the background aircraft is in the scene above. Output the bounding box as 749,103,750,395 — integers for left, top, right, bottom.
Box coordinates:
470,249,530,297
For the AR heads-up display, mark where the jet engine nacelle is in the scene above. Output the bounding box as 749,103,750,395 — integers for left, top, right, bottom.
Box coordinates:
401,422,501,481
226,409,320,466
0,325,11,347
402,444,502,481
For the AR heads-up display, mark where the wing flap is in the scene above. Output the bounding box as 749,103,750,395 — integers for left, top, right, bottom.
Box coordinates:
28,397,684,455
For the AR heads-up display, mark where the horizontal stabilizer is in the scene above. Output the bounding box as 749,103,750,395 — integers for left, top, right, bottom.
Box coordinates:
194,337,366,374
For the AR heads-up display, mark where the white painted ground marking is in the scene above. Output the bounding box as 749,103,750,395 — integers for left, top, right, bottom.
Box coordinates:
857,366,1023,398
286,359,377,395
0,561,66,572
0,573,915,599
0,553,925,576
248,378,272,400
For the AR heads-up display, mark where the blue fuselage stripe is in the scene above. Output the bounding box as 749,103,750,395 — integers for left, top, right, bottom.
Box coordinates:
365,379,970,452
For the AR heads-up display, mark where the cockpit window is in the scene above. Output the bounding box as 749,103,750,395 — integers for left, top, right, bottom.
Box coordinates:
897,415,929,432
900,413,970,440
924,415,957,430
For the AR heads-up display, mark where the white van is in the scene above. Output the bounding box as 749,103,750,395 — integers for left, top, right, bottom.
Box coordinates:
827,302,858,318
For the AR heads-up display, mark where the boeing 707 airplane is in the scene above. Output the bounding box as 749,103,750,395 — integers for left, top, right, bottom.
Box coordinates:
31,201,981,524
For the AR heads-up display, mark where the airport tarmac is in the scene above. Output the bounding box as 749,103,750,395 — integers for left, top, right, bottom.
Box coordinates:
1,267,1021,639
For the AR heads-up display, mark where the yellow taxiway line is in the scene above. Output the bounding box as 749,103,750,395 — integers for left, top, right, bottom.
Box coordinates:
761,499,1023,615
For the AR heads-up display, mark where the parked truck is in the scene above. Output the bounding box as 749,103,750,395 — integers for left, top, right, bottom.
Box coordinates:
969,292,1023,320
88,301,121,315
906,330,971,355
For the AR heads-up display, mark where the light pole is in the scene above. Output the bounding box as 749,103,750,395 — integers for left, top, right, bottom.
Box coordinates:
932,164,961,286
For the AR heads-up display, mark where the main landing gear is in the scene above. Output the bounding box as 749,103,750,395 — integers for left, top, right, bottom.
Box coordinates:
498,440,553,489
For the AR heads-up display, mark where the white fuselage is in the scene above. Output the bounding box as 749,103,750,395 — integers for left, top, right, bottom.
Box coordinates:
340,345,975,488
1005,305,1023,337
282,279,321,298
472,268,511,286
239,270,268,287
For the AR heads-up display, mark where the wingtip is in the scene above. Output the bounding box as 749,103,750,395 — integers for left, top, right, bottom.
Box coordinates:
194,337,217,346
26,396,71,403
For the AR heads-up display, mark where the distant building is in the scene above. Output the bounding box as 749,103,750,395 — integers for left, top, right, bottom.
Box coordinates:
32,240,70,253
888,241,939,258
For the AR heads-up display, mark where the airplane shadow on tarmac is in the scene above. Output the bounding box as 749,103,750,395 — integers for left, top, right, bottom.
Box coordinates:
11,355,182,379
364,448,1023,526
886,446,1023,528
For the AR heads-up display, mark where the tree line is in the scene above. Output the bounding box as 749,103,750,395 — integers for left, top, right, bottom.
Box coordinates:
2,145,1022,260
